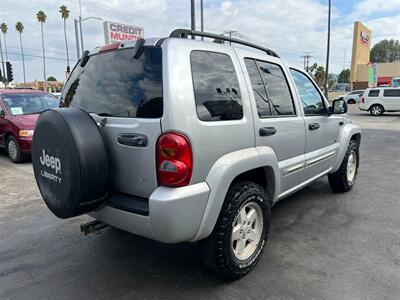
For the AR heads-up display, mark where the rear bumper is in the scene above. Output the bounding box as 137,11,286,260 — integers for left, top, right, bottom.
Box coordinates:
89,182,210,243
358,104,369,111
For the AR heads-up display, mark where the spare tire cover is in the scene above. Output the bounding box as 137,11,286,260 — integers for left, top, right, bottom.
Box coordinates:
32,108,109,219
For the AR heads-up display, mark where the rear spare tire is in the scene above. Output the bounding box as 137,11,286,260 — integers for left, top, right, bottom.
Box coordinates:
32,108,109,219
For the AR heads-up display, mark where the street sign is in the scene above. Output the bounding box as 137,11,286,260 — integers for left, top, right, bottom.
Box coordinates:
103,21,144,44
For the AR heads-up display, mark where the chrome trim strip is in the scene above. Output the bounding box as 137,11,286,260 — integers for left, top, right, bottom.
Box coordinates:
283,162,305,176
278,168,332,200
307,150,336,166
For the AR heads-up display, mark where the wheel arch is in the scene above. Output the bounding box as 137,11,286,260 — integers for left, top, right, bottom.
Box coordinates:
192,146,279,241
330,124,362,173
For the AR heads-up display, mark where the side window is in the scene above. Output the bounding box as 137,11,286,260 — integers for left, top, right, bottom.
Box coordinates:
368,89,380,97
383,89,400,97
245,59,270,117
290,69,327,115
245,58,295,117
191,51,243,121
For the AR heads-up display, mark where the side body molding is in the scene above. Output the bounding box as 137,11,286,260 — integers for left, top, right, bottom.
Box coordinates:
192,147,279,241
330,123,362,173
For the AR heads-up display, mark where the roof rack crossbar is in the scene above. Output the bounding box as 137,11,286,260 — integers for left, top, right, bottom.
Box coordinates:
169,29,280,58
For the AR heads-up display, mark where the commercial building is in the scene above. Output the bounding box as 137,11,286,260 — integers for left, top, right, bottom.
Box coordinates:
350,21,400,90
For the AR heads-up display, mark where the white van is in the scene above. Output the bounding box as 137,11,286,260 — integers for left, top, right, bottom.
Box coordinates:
359,87,400,116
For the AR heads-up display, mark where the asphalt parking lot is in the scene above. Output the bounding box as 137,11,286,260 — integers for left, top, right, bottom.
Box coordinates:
1,106,399,299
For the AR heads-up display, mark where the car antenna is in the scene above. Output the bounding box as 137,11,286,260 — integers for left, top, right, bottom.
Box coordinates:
133,39,145,59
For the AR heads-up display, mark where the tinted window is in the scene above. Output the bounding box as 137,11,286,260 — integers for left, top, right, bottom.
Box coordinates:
2,93,59,115
62,47,163,118
245,59,270,117
383,89,400,97
256,60,295,116
290,69,327,115
191,51,242,121
368,89,380,97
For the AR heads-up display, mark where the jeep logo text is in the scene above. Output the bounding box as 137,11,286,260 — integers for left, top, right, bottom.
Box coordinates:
40,149,61,174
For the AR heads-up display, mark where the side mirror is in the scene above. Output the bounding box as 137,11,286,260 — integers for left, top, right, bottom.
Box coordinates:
330,98,347,114
0,110,5,118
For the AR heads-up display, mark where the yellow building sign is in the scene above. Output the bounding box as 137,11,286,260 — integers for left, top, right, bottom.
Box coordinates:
350,22,372,85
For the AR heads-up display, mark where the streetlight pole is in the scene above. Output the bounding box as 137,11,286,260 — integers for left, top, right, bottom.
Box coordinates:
200,0,204,40
79,0,84,56
190,0,195,39
74,16,103,59
324,0,331,99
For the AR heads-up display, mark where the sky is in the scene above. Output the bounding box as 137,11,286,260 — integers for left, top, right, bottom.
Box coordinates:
0,0,399,83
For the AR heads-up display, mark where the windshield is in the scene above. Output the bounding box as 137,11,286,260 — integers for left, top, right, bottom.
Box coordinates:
2,93,59,116
61,46,163,118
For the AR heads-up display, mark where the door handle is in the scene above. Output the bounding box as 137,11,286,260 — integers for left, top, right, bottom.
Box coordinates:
309,123,320,130
117,133,148,147
259,127,277,136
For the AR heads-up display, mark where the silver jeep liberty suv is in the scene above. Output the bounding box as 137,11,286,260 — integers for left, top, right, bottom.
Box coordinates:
32,29,361,279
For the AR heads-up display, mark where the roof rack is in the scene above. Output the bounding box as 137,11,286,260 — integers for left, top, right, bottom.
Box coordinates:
169,29,280,58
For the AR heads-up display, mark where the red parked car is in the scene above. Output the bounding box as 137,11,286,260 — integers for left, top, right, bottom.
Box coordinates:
0,89,59,163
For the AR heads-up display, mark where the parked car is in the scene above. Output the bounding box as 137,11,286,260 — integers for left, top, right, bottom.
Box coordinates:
31,29,361,279
359,87,400,116
342,90,365,104
0,89,59,162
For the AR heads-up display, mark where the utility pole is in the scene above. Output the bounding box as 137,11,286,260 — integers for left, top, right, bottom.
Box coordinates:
343,47,346,70
324,0,331,98
223,30,238,45
200,0,204,40
302,52,312,73
190,0,195,39
79,0,84,54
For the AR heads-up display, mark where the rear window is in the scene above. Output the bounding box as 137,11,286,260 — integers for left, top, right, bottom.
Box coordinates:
383,89,400,97
191,50,243,121
368,89,380,97
62,47,163,118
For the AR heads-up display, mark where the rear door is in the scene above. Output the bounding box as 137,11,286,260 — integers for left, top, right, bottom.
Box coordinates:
383,89,400,110
289,68,341,178
236,49,307,195
62,46,163,198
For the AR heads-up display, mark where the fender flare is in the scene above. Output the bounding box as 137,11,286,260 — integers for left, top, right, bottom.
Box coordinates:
330,123,362,173
192,146,279,241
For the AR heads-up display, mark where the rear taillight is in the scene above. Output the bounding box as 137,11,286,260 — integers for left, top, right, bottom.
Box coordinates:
156,132,193,187
361,97,365,103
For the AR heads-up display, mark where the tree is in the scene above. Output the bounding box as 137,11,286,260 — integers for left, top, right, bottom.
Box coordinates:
370,39,400,63
47,76,57,81
37,10,47,90
59,5,70,76
15,22,26,87
0,23,8,62
337,69,350,83
309,63,326,88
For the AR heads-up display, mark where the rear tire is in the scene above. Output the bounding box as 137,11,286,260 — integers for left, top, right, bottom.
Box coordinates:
328,139,359,193
7,136,27,163
369,104,384,116
200,181,270,280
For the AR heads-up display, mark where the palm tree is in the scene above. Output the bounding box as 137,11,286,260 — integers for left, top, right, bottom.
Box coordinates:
15,22,26,87
37,10,47,91
59,5,70,77
0,23,8,62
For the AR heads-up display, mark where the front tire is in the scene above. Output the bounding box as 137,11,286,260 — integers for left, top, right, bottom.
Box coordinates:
369,104,384,116
7,136,27,163
200,181,270,280
328,140,359,192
